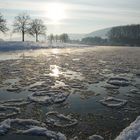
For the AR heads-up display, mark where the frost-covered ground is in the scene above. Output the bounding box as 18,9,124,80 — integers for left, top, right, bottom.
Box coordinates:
0,45,140,140
0,41,89,51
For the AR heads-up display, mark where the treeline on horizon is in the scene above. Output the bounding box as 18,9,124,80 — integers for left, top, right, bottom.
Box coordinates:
1,11,140,46
0,12,69,43
81,24,140,46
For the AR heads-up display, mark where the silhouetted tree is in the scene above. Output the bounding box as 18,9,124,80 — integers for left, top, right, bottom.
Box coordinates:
81,36,107,45
60,33,69,43
0,13,8,33
13,13,31,42
108,24,140,45
54,35,59,42
28,19,47,42
48,34,54,43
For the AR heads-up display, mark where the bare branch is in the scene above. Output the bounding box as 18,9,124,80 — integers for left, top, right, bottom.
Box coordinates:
28,19,47,42
13,13,31,41
0,13,8,33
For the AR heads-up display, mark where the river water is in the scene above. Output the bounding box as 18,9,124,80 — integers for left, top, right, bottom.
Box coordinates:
0,46,140,140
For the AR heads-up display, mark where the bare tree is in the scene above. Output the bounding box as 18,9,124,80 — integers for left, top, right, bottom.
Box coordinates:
60,33,69,43
48,34,54,43
13,13,30,42
28,19,47,42
54,35,59,42
0,13,8,33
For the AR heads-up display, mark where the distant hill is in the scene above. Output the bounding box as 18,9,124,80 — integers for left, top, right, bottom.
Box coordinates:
68,33,85,40
79,24,140,46
69,27,111,40
85,27,111,39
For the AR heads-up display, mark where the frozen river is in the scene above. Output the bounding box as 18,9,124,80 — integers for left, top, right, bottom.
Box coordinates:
0,46,140,140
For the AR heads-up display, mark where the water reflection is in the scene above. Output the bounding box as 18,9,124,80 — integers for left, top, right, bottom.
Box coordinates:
49,65,61,77
51,49,59,54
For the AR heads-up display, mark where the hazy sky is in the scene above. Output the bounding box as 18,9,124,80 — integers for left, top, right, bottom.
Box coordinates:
0,0,140,35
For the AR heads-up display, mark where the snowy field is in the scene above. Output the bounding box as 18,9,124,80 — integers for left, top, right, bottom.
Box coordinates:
0,41,89,51
0,45,140,140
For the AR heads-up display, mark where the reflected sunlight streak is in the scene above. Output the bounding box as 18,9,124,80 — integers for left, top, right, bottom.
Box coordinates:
51,49,60,54
50,65,61,77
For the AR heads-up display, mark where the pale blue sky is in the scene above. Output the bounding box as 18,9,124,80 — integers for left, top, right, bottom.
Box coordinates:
0,0,140,35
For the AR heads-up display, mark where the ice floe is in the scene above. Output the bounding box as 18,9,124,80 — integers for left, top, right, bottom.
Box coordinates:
103,84,119,89
88,134,104,140
115,116,140,140
72,58,80,61
61,70,84,80
133,70,140,77
107,77,130,87
18,126,67,140
52,81,68,89
6,87,21,92
113,68,130,73
46,111,78,127
0,118,66,140
99,97,127,108
0,99,30,106
70,136,78,140
0,118,42,135
28,91,69,105
69,83,85,89
0,106,20,119
129,88,140,94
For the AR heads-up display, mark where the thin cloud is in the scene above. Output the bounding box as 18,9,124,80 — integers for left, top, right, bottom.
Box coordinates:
0,0,140,34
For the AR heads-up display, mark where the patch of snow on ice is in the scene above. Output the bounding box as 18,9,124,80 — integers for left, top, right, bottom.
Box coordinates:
115,116,140,140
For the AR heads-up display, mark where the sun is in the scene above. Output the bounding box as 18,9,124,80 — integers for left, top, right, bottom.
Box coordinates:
46,3,66,23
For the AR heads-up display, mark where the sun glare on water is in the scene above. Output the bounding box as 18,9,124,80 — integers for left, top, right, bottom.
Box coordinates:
50,65,60,77
46,3,66,23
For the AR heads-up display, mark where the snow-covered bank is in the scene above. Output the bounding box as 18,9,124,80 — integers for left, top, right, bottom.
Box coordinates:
0,41,89,51
0,41,47,51
115,116,140,140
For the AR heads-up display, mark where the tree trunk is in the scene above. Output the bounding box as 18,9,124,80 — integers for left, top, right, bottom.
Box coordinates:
36,33,38,42
22,31,24,42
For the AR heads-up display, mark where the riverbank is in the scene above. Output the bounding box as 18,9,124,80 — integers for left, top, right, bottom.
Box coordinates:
0,41,90,51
